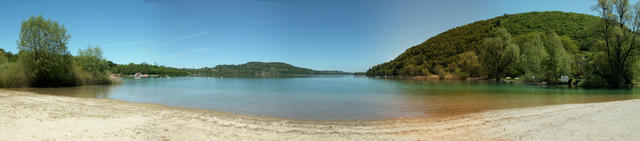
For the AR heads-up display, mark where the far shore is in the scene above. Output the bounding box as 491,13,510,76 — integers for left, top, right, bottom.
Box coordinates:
0,90,639,140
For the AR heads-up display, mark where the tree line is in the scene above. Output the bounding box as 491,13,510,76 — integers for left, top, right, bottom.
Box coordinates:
366,11,599,78
0,15,352,88
0,15,196,87
190,62,352,76
482,0,640,87
367,0,640,88
0,15,113,87
110,63,189,76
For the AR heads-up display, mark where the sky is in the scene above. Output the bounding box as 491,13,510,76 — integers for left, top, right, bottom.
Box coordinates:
0,0,600,72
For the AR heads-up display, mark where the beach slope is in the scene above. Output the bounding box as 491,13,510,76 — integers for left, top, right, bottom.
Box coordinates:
0,90,638,140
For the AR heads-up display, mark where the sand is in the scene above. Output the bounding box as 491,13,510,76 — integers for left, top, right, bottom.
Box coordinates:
0,90,639,140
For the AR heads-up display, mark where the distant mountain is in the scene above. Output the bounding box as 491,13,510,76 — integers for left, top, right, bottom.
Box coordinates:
191,62,352,76
366,11,600,76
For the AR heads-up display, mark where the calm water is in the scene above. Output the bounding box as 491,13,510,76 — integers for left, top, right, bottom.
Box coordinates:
9,76,640,121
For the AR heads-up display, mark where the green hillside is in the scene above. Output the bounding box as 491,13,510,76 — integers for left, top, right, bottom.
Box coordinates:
109,61,351,77
191,62,351,76
366,11,600,76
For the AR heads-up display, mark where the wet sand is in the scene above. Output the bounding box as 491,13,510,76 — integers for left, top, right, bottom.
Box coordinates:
0,90,638,140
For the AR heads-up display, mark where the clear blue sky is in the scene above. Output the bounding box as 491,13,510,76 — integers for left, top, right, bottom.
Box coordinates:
0,0,599,72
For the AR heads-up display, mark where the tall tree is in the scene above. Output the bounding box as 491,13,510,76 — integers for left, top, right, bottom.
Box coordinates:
479,27,520,82
543,33,573,82
17,15,76,87
518,32,548,81
591,0,640,87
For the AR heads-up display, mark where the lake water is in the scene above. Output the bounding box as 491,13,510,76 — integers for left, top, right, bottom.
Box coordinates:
9,76,640,121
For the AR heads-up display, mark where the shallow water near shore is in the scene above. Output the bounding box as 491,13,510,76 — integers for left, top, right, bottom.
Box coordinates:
8,75,640,121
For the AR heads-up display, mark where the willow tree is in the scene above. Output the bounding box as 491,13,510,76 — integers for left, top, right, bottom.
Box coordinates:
518,32,548,82
479,27,520,82
543,33,573,82
17,15,76,87
591,0,640,87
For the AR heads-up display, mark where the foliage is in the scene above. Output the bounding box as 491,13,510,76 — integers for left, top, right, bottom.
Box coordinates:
542,33,573,81
110,62,189,76
75,46,111,84
17,15,76,87
1,15,353,88
0,53,29,87
0,49,18,63
630,56,640,84
478,28,520,81
586,0,640,87
516,32,547,82
366,11,599,76
313,70,354,75
191,62,350,76
580,50,610,87
432,65,445,76
109,61,350,77
560,35,580,55
0,51,8,65
451,51,482,79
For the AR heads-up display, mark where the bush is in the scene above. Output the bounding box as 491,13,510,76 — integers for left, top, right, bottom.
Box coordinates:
74,46,111,85
579,74,607,87
456,51,482,77
0,60,30,88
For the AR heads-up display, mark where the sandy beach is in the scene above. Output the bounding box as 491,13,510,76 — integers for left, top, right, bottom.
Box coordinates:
0,90,639,140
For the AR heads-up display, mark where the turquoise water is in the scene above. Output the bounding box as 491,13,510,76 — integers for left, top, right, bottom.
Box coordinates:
11,76,640,121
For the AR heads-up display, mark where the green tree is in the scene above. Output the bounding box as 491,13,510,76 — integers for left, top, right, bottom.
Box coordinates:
455,51,482,78
560,35,580,55
17,15,76,87
75,45,110,84
590,0,640,87
479,27,520,82
518,32,548,81
543,33,573,82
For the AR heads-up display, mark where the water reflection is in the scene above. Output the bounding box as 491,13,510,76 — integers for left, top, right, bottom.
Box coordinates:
10,84,116,98
388,79,640,117
6,76,640,120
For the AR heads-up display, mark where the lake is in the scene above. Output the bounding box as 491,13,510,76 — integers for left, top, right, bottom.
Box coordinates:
9,75,640,121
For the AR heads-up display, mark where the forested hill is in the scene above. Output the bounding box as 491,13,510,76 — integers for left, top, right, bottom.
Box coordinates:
366,11,600,76
191,62,352,76
109,62,351,76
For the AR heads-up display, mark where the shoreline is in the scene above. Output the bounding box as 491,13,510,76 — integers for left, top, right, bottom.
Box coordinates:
1,90,639,140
